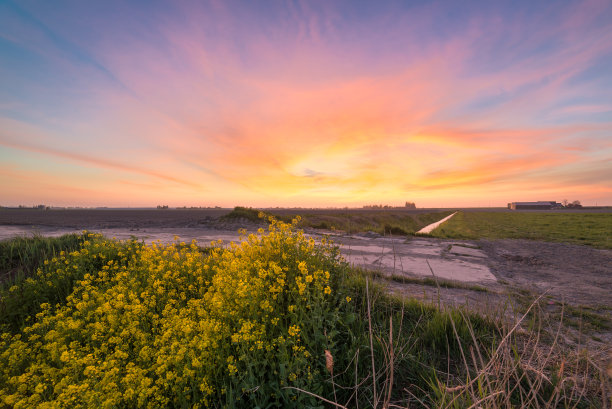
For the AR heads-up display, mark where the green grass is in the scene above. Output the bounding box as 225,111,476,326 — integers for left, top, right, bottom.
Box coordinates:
560,304,612,332
334,273,500,407
271,209,455,236
429,211,612,248
0,233,86,284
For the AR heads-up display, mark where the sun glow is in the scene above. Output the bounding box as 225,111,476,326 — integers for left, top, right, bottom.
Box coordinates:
1,0,611,207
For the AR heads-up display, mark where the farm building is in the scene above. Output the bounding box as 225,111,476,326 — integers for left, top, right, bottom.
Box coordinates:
507,201,562,210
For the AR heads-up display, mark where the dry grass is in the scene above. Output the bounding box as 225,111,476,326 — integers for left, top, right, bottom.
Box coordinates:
291,276,611,408
426,300,610,408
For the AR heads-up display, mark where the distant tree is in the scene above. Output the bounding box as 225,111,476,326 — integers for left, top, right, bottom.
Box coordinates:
572,200,581,206
405,202,416,209
562,199,568,207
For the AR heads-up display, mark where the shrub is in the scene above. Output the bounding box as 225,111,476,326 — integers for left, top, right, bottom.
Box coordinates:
0,218,348,408
221,207,264,223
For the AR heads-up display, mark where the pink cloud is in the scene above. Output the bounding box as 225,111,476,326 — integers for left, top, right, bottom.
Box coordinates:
0,138,201,188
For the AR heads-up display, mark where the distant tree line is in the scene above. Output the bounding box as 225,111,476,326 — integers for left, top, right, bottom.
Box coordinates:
363,202,416,209
175,206,223,209
562,199,582,208
14,204,49,210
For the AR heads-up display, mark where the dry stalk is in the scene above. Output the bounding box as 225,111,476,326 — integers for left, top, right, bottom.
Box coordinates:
355,347,360,409
367,278,379,408
435,282,548,408
282,386,348,409
383,316,394,409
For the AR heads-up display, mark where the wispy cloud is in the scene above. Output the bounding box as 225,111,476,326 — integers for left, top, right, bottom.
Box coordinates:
1,0,611,206
0,138,201,188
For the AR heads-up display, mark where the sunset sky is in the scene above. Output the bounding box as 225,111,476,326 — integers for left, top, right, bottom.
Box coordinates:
1,0,611,208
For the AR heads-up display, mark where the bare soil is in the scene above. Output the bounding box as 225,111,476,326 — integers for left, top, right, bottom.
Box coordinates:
383,237,612,348
0,208,234,228
481,238,612,308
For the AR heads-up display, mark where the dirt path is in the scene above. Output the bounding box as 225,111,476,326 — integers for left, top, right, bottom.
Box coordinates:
380,237,612,347
480,239,612,308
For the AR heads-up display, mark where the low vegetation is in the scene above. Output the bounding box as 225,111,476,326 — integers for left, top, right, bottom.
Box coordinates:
220,206,264,223
0,220,609,408
429,211,612,249
271,209,455,236
222,207,454,236
0,233,85,285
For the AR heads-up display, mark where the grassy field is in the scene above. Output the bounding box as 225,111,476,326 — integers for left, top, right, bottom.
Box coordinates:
429,211,612,249
0,222,608,408
222,206,455,236
271,209,455,236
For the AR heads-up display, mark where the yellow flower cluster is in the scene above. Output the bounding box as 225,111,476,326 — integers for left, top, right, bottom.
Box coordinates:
0,219,345,408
